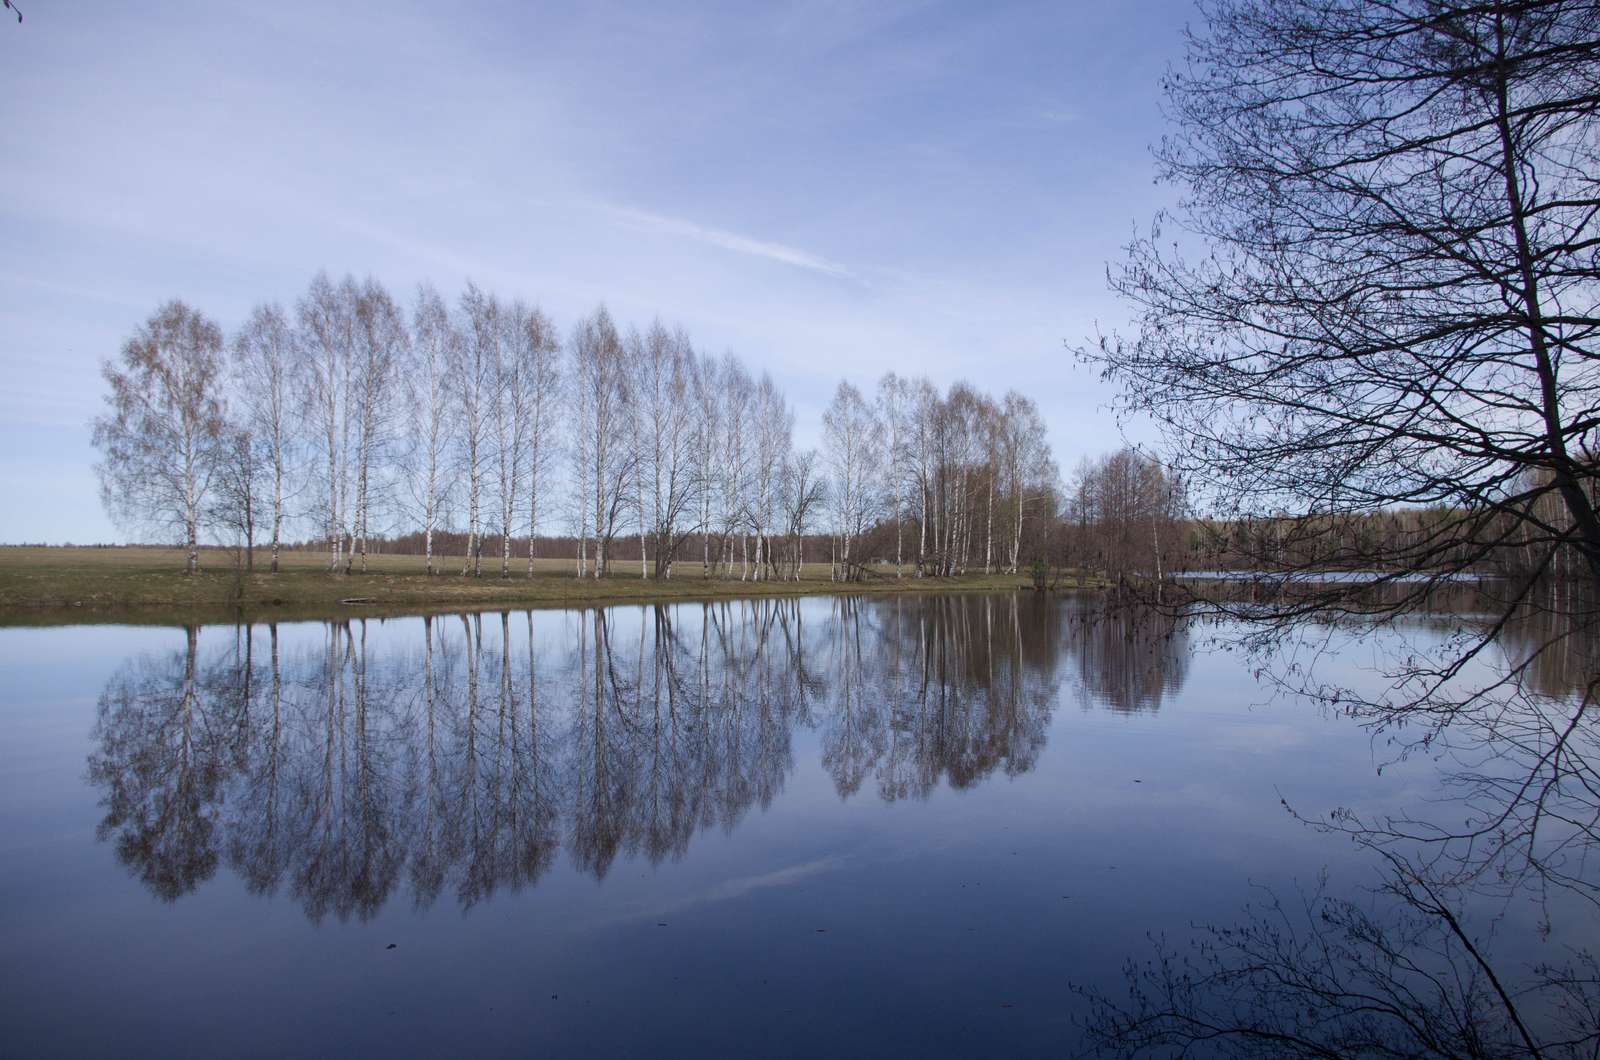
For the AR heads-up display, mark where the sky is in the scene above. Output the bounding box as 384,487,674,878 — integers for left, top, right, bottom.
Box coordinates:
0,0,1193,543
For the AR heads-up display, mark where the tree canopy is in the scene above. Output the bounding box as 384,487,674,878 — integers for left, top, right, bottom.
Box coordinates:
1091,0,1600,588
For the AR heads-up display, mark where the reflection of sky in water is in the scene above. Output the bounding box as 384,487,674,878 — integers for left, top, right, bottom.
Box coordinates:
0,594,1590,1056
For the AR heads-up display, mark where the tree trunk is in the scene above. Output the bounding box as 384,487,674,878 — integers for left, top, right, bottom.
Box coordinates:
502,508,512,578
270,451,281,574
638,462,649,579
1010,482,1023,575
527,494,538,579
1491,34,1600,588
185,513,198,576
984,476,994,574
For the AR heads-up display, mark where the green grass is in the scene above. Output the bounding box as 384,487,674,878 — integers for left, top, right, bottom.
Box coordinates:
0,546,1097,626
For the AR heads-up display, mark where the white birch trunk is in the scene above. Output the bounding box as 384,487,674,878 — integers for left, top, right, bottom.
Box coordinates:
985,475,994,575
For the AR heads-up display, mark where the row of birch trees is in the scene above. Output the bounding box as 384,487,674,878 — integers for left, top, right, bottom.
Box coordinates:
92,272,1060,578
821,375,1056,580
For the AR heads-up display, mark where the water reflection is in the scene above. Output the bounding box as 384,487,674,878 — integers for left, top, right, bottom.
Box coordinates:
1065,599,1189,713
88,593,1151,921
1070,582,1600,1058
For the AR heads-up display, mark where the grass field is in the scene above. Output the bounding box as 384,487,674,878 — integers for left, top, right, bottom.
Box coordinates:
0,546,1088,626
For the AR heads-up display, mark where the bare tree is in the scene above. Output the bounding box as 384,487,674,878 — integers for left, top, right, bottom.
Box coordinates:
779,448,826,580
92,300,228,575
349,278,404,574
822,381,883,581
1077,9,1600,1042
1069,448,1185,579
492,296,529,579
232,303,296,573
296,272,359,572
716,355,754,578
568,306,633,578
404,284,456,575
999,392,1052,575
877,373,912,577
636,321,700,578
691,352,725,577
907,377,941,576
975,391,1001,575
455,282,497,577
625,327,650,579
1089,0,1600,591
512,301,561,577
208,427,263,569
749,373,792,581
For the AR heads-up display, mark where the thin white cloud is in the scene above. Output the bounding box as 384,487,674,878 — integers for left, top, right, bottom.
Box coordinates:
601,204,859,282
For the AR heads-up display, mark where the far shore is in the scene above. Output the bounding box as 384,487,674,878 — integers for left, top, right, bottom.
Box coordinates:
0,546,1100,627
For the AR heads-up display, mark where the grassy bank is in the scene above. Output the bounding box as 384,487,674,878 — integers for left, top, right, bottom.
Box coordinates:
0,546,1091,626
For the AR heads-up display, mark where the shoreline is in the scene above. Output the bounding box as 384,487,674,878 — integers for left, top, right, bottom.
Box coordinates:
0,546,1101,627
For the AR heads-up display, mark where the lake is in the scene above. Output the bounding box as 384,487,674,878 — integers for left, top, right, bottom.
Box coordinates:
1,592,1591,1056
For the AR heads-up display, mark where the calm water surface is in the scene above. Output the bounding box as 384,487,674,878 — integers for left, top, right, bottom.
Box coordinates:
0,592,1585,1056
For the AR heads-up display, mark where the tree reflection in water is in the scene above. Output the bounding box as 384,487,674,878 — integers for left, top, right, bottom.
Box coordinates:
89,593,1136,922
83,590,1600,1053
1064,597,1189,713
1076,584,1600,1058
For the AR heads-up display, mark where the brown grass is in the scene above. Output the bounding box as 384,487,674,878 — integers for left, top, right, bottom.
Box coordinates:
0,546,1091,626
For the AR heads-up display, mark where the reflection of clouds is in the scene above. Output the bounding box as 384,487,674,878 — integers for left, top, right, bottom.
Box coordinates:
1202,719,1312,755
86,595,1084,922
597,856,848,928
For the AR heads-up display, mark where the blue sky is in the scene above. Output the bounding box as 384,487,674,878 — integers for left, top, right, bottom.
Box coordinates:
1,0,1191,543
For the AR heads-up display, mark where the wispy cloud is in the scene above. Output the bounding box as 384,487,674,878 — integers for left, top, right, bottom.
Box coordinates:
601,204,859,282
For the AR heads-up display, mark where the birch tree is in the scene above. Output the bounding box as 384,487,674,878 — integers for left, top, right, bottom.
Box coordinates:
691,352,724,576
455,283,497,577
975,391,1001,575
208,427,263,568
907,377,940,576
405,284,456,575
92,300,228,575
637,321,700,578
492,296,530,578
717,356,754,577
511,301,560,577
568,306,633,578
350,278,405,573
779,448,826,580
822,381,882,581
876,373,911,577
296,272,359,572
625,327,650,578
1000,392,1050,574
232,302,296,573
749,373,792,581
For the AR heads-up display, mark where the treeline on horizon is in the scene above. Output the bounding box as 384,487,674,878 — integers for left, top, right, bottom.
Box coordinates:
1059,449,1596,583
90,271,1062,581
69,443,1584,589
89,270,1593,587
